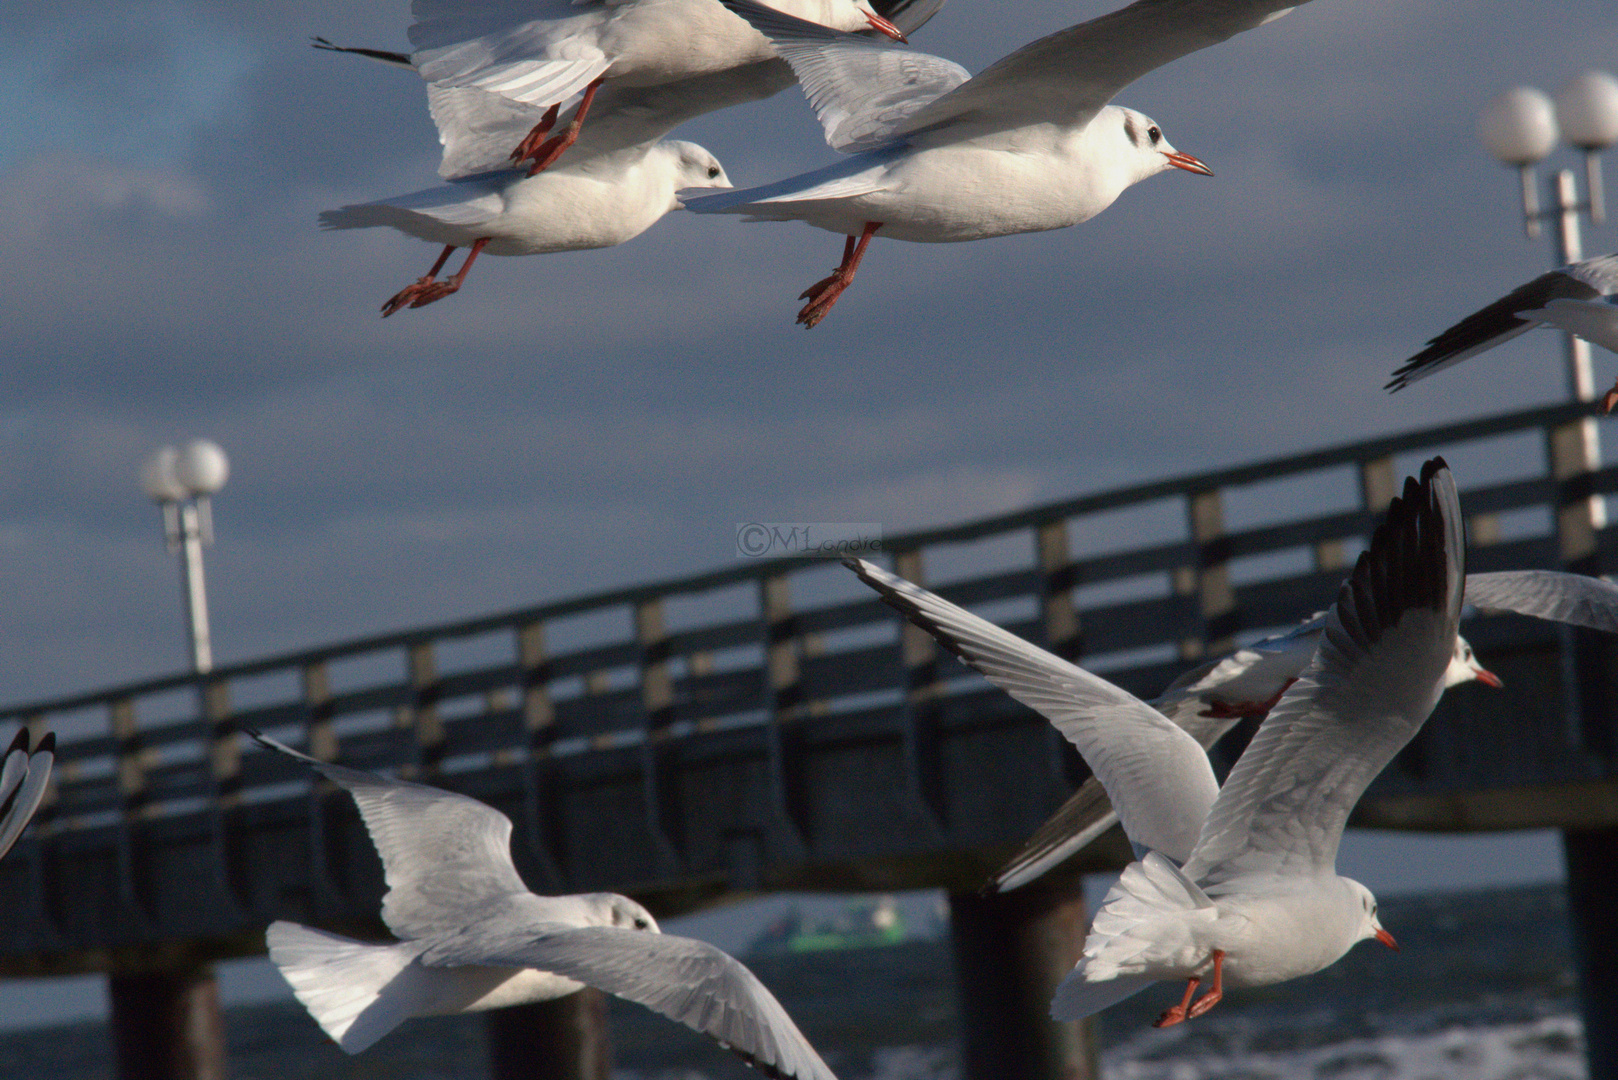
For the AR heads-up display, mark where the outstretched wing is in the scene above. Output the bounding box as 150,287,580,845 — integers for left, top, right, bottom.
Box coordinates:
1465,569,1618,633
894,0,1302,140
247,731,530,940
1183,459,1464,887
715,0,970,152
846,558,1218,862
425,926,837,1080
0,729,53,860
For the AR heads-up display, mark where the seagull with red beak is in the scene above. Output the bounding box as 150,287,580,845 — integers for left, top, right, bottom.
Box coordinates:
687,0,1303,327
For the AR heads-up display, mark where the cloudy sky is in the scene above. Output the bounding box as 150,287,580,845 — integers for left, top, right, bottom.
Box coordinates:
3,0,1615,939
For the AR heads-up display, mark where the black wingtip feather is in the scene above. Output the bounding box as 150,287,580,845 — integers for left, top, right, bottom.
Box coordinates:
1336,456,1460,652
843,559,975,666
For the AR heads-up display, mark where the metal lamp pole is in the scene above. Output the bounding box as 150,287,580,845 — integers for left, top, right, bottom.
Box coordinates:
1479,73,1618,526
140,441,230,674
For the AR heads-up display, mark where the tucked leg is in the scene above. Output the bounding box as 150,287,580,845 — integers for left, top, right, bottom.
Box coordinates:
516,78,604,176
1201,679,1297,720
405,238,491,309
1153,974,1201,1028
1187,949,1225,1018
796,221,882,329
507,103,562,166
1601,378,1618,414
381,244,457,317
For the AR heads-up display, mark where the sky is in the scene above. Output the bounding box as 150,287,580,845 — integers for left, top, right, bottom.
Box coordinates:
1,0,1614,1032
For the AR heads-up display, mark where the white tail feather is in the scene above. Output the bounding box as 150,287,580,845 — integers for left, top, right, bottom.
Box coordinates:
266,922,429,1054
1049,972,1157,1021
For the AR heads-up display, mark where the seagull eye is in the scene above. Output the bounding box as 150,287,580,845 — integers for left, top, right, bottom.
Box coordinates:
634,917,649,929
707,166,720,178
1147,126,1162,145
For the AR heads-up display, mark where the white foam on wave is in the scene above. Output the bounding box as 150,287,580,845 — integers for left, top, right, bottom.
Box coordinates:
1101,1013,1585,1080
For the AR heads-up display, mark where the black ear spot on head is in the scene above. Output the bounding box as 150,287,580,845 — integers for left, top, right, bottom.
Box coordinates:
1123,113,1140,147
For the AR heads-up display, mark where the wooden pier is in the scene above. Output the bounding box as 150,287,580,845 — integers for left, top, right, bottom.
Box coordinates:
1,400,1616,1079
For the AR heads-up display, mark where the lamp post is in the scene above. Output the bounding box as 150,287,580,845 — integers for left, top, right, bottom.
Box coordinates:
140,441,229,674
1479,72,1618,528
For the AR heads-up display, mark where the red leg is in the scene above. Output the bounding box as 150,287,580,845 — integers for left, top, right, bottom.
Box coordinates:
1200,678,1298,720
518,78,604,176
1601,378,1618,414
1153,974,1201,1028
1187,949,1225,1018
405,237,490,308
795,221,882,328
508,102,562,166
381,244,457,317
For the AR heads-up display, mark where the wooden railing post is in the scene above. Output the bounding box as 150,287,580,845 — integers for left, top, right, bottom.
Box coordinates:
514,620,565,889
407,642,443,776
760,574,811,854
894,550,947,830
636,599,682,869
1185,487,1235,657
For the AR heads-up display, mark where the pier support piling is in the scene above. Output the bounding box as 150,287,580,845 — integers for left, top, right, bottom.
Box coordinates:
107,963,226,1080
486,988,612,1080
1563,826,1618,1080
947,876,1097,1080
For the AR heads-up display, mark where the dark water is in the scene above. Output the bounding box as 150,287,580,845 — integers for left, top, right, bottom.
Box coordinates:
0,883,1583,1080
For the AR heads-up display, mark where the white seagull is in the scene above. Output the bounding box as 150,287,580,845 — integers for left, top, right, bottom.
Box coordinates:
686,0,1306,327
978,616,1500,894
851,556,1618,895
250,731,838,1080
404,0,913,176
854,456,1466,1026
321,140,732,315
1387,254,1618,411
0,728,53,861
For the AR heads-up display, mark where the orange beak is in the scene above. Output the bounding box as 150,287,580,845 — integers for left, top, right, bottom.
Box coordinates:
1375,927,1399,951
1474,667,1503,688
1164,150,1214,177
865,11,907,42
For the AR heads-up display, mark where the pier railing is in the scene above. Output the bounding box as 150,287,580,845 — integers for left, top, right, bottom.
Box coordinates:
3,400,1616,964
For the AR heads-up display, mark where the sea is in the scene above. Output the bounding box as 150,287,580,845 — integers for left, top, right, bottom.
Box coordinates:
0,883,1584,1080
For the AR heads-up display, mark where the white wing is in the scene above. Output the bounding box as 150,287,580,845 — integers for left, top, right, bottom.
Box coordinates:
893,0,1301,140
991,617,1326,891
714,0,970,152
1465,569,1618,633
248,732,530,941
0,730,52,860
1182,460,1464,887
1530,298,1618,353
845,558,1218,863
410,0,614,107
424,926,838,1080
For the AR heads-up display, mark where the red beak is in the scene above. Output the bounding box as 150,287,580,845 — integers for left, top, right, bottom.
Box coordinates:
864,11,907,42
1375,927,1399,951
1163,150,1213,177
1474,667,1503,688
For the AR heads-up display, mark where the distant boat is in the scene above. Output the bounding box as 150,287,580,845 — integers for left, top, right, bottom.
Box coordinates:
747,896,910,955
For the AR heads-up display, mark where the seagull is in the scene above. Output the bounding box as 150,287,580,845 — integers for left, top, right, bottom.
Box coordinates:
853,456,1470,1026
979,618,1500,894
401,0,915,177
850,555,1618,895
685,0,1305,327
1387,254,1618,411
249,731,839,1080
320,140,732,315
0,728,53,861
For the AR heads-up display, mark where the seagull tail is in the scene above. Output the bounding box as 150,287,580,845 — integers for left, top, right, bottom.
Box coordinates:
267,921,429,1054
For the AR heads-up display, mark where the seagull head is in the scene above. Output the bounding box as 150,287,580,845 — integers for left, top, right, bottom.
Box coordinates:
1110,108,1213,183
1346,879,1398,951
667,141,733,197
1444,635,1502,688
591,893,661,934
